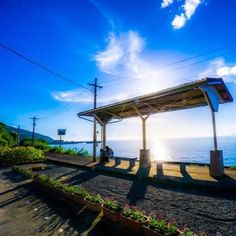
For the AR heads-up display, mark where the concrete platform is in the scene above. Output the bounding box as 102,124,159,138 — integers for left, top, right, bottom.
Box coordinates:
46,154,236,191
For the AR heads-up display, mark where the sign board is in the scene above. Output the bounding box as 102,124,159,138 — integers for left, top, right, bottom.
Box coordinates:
57,129,66,136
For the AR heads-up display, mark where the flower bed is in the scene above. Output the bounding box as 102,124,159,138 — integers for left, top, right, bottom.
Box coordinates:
121,206,148,233
0,146,45,166
84,194,103,212
12,166,196,236
143,216,180,236
102,198,122,222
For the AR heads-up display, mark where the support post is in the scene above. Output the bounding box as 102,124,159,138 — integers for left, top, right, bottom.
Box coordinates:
199,87,224,177
142,118,146,150
209,110,224,177
102,123,106,149
132,106,151,168
211,110,218,151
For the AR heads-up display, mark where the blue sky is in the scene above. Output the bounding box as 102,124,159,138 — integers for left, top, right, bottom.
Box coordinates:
0,0,236,141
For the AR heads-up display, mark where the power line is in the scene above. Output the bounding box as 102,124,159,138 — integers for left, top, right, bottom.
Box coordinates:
99,42,236,87
157,42,236,70
0,42,90,91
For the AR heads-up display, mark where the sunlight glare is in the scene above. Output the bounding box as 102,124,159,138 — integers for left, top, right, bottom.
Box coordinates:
150,138,171,162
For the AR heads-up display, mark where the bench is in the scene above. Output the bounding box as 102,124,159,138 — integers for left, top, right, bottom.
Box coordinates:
115,157,138,168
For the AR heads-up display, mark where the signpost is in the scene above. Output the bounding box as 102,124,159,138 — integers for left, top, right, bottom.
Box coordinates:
57,129,66,156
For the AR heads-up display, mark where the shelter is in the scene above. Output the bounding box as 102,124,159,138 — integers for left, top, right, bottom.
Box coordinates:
77,78,233,177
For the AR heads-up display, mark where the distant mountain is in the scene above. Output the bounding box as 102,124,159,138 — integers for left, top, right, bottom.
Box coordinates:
6,125,54,143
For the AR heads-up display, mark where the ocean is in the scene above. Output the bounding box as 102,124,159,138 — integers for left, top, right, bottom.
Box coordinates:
60,136,236,166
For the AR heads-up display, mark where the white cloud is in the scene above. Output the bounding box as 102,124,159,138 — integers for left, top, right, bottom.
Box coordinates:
51,90,93,103
217,66,236,77
161,0,174,8
95,31,146,77
184,0,201,19
51,88,135,105
172,13,187,29
199,58,236,83
94,31,169,83
169,0,201,29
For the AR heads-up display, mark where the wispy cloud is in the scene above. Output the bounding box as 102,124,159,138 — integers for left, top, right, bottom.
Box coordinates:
199,58,236,83
51,88,135,105
161,0,174,8
51,90,93,103
161,0,202,29
94,31,165,81
88,0,115,29
95,31,145,76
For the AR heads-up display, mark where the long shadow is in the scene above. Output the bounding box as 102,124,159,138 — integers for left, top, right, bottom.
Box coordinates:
180,163,192,181
24,183,140,236
64,170,100,185
97,164,135,175
55,169,80,181
213,174,236,185
41,163,236,201
126,167,150,205
156,163,192,180
2,170,28,183
156,163,164,178
0,184,26,196
88,217,140,236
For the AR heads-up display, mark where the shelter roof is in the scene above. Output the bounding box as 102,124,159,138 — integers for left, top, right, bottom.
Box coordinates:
77,78,233,123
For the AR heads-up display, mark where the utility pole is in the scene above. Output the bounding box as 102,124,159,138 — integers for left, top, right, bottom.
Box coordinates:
88,78,103,162
30,117,39,146
17,125,20,146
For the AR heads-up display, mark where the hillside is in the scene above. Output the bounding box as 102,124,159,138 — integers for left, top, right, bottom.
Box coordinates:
6,125,54,143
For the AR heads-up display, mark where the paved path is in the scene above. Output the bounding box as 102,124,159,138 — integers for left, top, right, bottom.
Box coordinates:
46,153,236,191
37,163,236,236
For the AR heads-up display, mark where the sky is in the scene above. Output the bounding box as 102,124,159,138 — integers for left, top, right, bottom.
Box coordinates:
0,0,236,141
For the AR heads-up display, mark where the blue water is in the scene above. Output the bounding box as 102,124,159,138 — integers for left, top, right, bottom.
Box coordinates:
60,136,236,166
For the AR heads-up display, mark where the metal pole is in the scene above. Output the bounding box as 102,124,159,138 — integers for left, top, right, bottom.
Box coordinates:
211,110,218,151
142,118,146,150
59,135,62,148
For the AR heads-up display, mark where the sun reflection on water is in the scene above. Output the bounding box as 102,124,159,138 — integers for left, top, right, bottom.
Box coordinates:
150,138,171,162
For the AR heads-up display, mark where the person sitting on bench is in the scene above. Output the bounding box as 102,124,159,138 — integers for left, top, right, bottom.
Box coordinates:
105,146,114,161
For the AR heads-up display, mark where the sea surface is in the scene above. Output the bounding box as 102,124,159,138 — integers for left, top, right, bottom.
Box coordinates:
60,136,236,166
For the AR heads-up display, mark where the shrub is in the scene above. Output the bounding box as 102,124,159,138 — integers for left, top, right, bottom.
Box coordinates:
103,198,123,212
63,148,77,155
64,185,89,198
49,146,65,153
181,228,195,236
37,174,49,182
84,194,103,204
122,205,147,223
146,217,168,233
48,146,89,156
20,139,49,150
166,221,179,236
12,166,34,178
0,146,45,165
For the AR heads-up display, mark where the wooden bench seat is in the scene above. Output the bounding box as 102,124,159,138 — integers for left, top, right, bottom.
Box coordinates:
115,157,137,167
